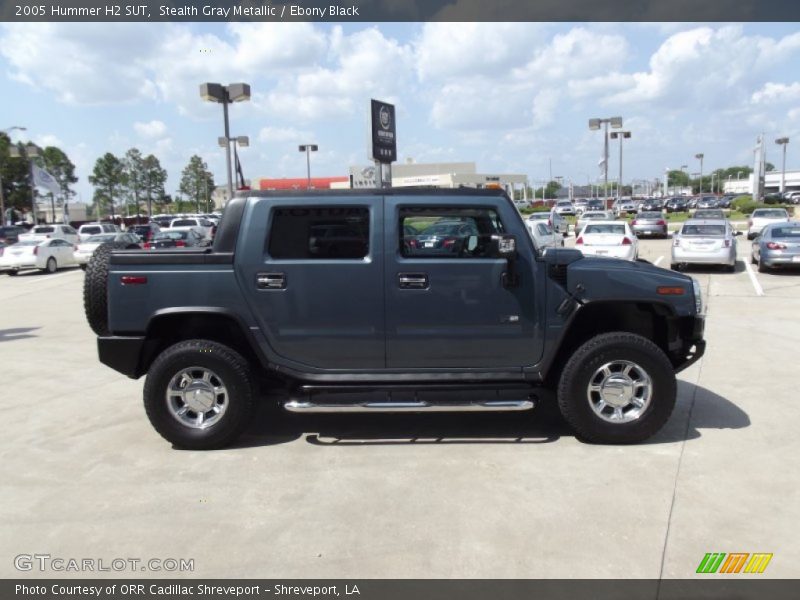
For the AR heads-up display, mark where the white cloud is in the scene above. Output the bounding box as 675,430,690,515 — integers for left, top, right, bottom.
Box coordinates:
134,120,167,139
258,126,312,144
751,82,800,105
414,23,540,81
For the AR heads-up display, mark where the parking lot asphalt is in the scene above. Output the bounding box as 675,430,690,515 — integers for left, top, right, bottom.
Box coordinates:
1,238,798,579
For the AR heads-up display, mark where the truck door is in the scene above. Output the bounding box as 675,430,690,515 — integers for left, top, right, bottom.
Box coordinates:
237,196,385,370
384,196,543,369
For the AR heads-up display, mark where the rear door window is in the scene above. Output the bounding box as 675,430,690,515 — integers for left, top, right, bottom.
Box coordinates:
268,206,370,259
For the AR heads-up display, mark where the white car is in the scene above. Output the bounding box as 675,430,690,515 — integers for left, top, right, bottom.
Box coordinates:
747,208,790,240
527,210,569,236
575,221,639,261
74,232,141,268
0,238,77,275
169,217,214,240
526,221,564,252
18,224,80,244
553,200,576,216
78,222,120,241
576,210,614,232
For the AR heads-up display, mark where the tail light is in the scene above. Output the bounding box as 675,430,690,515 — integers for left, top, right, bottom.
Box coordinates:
622,237,632,246
657,220,666,226
33,246,39,255
575,236,584,245
766,242,787,250
143,242,152,249
631,219,638,225
408,239,418,248
443,238,456,248
724,240,731,248
175,240,186,247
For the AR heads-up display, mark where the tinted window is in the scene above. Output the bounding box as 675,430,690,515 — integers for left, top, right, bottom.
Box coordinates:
753,210,788,218
32,226,55,233
584,224,626,235
81,226,102,235
155,231,189,240
400,206,504,259
268,206,369,260
682,224,726,236
171,219,197,227
86,234,116,243
771,227,800,238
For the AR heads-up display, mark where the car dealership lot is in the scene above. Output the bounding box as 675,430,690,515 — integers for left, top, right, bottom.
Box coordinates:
0,248,798,579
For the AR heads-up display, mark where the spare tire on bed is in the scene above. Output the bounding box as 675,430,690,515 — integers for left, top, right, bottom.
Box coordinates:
83,241,131,336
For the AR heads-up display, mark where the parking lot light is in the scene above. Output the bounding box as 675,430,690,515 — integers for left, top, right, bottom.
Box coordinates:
200,82,251,203
775,137,789,194
298,144,318,189
695,153,704,195
589,116,623,204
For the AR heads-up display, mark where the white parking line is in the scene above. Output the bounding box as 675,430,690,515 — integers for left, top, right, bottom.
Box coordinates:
16,269,82,284
743,260,765,296
654,256,664,266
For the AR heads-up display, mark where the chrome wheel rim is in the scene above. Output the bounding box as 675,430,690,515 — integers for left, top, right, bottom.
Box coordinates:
166,367,228,429
587,360,652,423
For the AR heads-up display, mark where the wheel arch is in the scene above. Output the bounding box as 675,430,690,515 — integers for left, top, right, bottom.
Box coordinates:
139,309,269,379
543,300,679,387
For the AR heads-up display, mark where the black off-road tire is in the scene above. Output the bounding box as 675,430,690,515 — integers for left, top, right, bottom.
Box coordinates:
83,241,129,336
143,340,255,450
557,332,677,444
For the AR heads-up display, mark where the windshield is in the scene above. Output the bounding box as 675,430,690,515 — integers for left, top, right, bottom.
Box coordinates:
584,224,626,235
682,224,726,236
155,231,188,240
753,210,788,218
424,223,462,236
171,219,197,227
771,226,800,239
85,234,117,243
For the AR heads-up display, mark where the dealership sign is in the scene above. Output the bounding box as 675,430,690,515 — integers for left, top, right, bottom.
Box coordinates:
370,99,396,163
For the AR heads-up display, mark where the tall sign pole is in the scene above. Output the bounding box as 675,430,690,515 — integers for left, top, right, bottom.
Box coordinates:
370,99,397,188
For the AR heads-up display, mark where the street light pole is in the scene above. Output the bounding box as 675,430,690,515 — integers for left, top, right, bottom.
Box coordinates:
775,137,789,194
610,130,631,200
200,83,251,205
589,116,622,208
298,144,318,189
695,153,704,195
1,126,27,225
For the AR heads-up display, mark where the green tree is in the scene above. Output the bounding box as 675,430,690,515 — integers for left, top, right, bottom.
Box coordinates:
1,135,38,219
89,153,126,220
37,146,78,201
141,154,167,216
179,155,214,213
123,148,145,219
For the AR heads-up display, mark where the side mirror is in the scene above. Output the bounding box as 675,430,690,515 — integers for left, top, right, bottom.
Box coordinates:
735,230,743,236
488,234,519,288
488,234,518,259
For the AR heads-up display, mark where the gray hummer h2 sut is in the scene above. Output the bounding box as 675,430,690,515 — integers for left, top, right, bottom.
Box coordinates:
86,189,705,449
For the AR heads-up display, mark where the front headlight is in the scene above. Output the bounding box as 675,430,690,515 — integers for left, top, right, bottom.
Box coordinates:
691,277,704,315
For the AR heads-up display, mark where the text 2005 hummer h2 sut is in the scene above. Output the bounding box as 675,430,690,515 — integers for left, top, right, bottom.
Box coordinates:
85,189,705,449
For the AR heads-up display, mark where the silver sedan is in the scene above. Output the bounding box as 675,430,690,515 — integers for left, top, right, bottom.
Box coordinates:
671,219,739,272
751,221,800,272
630,211,668,238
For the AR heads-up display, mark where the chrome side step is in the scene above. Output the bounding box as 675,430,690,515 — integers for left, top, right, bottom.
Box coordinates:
283,399,535,413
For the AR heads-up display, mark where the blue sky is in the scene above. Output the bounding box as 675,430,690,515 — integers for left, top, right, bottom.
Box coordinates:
1,22,799,202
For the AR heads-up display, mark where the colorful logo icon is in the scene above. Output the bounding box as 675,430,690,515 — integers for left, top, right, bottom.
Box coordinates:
696,553,772,574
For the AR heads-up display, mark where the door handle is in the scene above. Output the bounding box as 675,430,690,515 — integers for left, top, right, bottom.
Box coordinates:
398,273,429,290
256,272,286,290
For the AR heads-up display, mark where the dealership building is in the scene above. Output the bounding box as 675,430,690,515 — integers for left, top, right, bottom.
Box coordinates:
251,162,529,199
723,169,800,195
